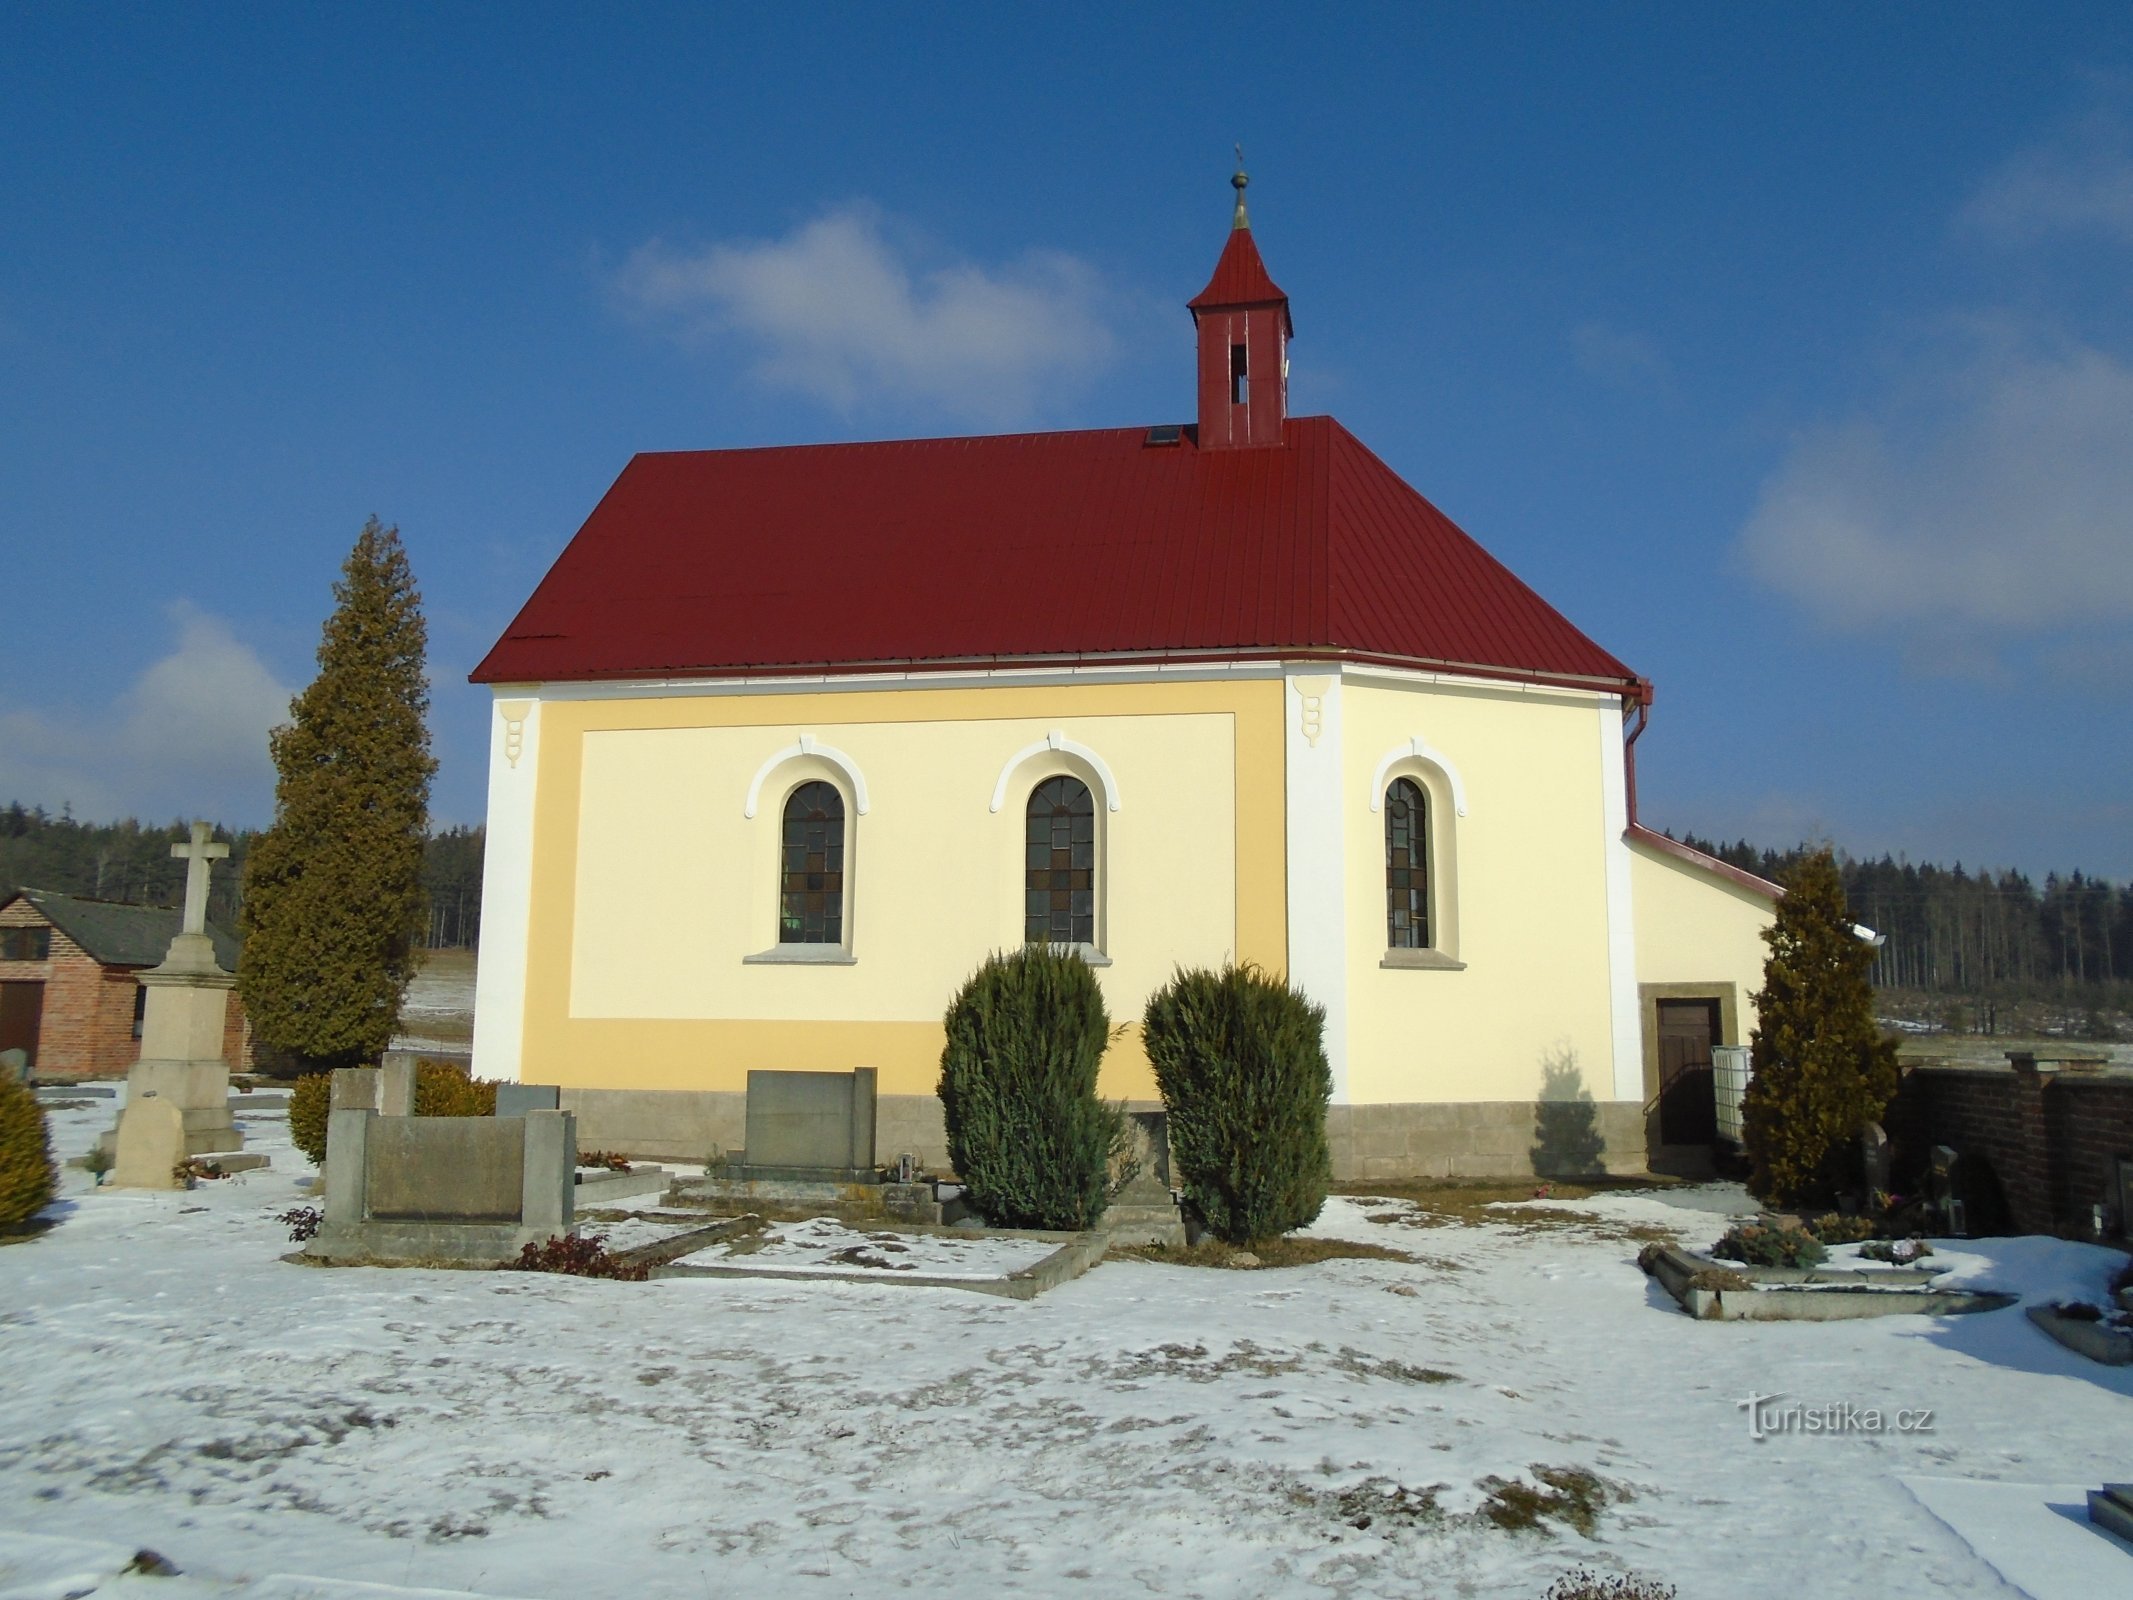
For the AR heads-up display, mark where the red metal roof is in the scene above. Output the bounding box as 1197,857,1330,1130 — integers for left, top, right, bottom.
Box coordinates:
1187,227,1292,333
471,415,1639,691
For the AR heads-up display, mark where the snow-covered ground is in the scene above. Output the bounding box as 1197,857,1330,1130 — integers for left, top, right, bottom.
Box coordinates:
669,1216,1061,1279
5,1094,2131,1600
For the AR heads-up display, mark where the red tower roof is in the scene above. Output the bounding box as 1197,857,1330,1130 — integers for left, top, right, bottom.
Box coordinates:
471,416,1638,693
1188,226,1293,334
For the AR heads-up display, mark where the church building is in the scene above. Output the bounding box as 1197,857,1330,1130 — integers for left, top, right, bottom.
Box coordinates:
470,176,1779,1177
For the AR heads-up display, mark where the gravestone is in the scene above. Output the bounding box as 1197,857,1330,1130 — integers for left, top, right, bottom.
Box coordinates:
1859,1122,1890,1196
379,1056,416,1118
496,1083,561,1119
112,1094,186,1189
307,1106,574,1265
101,824,267,1182
742,1068,876,1179
0,1048,26,1086
332,1066,383,1113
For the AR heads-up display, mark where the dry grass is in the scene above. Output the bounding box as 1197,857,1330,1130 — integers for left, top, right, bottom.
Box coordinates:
1110,1236,1424,1270
1336,1178,1684,1244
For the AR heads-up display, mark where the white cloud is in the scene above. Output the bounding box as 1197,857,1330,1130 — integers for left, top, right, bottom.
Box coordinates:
1738,327,2133,639
1956,107,2133,246
0,602,292,824
612,204,1117,425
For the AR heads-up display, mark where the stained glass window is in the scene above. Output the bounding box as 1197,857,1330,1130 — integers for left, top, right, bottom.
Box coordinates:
780,781,845,944
1024,775,1096,946
1385,777,1430,949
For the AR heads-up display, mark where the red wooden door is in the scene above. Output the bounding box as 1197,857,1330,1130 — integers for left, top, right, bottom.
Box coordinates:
1656,998,1719,1145
0,981,44,1072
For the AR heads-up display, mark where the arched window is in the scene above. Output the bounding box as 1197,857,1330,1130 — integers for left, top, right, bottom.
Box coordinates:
1385,777,1430,949
780,781,846,944
1025,775,1095,946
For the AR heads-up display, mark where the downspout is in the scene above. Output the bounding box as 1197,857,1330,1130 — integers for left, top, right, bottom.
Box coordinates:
1622,679,1653,829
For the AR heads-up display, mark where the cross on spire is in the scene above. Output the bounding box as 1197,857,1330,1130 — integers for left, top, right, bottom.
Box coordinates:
171,821,228,938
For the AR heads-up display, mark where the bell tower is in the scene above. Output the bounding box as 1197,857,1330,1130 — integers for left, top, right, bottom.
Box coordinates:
1188,159,1292,449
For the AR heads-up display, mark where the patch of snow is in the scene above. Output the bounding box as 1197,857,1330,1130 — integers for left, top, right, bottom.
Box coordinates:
6,1097,2133,1598
1902,1477,2133,1599
673,1216,1057,1279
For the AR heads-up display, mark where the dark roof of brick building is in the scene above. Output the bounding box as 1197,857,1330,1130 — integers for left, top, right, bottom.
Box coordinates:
1,887,240,970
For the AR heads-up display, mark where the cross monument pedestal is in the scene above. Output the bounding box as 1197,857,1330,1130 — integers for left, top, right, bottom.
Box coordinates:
100,822,268,1185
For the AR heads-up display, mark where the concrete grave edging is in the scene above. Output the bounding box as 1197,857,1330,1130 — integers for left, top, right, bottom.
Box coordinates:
648,1225,1108,1300
1642,1243,2016,1322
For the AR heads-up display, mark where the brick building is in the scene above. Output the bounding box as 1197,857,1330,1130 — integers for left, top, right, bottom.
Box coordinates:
0,887,251,1081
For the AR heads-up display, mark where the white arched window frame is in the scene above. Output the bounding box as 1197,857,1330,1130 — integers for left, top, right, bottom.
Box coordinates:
1368,738,1466,970
741,736,868,965
990,730,1119,964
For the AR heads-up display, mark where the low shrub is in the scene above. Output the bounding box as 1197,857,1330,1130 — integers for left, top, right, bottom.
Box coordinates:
509,1234,648,1281
1711,1223,1827,1269
0,1075,57,1228
1143,963,1331,1245
1806,1212,1876,1245
289,1062,497,1167
576,1150,631,1172
938,946,1124,1231
414,1060,496,1118
288,1072,331,1165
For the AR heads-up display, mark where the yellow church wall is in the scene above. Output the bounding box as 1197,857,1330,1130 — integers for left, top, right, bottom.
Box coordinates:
1629,840,1775,1040
1341,677,1622,1105
518,678,1287,1099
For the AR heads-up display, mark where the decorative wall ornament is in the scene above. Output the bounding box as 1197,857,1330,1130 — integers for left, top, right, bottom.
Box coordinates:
1368,737,1469,817
988,729,1123,813
1291,674,1334,747
743,733,872,818
496,701,532,769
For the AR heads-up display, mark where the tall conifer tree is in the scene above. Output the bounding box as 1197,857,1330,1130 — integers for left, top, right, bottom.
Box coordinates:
1740,848,1899,1205
239,519,435,1070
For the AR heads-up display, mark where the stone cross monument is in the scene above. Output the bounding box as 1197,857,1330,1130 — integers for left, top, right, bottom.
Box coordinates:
104,821,267,1186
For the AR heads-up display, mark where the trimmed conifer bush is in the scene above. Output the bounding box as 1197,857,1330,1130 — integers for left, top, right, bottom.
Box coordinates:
1740,849,1899,1206
288,1060,494,1167
938,945,1123,1231
414,1059,496,1118
1142,963,1332,1246
0,1075,57,1228
289,1071,331,1165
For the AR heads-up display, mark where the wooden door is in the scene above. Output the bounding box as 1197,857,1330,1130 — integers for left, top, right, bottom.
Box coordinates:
0,981,44,1073
1656,998,1719,1145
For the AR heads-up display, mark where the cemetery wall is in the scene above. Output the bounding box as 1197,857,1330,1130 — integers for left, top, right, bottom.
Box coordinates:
1887,1057,2133,1235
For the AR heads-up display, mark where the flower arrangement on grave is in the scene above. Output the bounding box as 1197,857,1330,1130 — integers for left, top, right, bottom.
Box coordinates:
509,1234,647,1281
1710,1222,1828,1270
1805,1212,1877,1245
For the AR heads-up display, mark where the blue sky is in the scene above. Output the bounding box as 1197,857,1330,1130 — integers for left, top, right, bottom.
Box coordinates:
3,5,2130,877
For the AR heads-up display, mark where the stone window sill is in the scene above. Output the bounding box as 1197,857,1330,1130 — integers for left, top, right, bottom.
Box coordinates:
1041,942,1113,968
1380,948,1465,971
743,945,857,966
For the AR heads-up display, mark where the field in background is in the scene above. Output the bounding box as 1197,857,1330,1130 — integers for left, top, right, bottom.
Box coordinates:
390,946,476,1054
